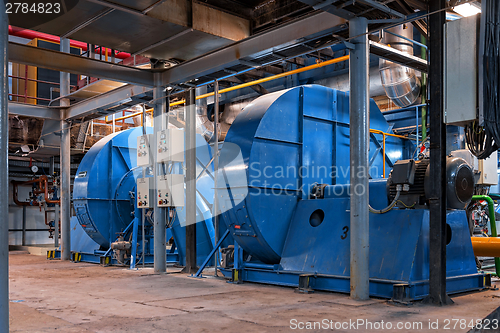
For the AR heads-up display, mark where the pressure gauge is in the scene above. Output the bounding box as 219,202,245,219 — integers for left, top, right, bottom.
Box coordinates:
31,165,38,173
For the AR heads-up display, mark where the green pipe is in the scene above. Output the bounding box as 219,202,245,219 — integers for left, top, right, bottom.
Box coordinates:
420,35,427,140
471,195,500,276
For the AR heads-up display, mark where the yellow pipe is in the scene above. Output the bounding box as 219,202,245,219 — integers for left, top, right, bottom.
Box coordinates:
105,55,350,124
471,237,500,257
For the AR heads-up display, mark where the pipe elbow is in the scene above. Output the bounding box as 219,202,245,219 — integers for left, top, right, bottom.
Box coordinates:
379,60,421,108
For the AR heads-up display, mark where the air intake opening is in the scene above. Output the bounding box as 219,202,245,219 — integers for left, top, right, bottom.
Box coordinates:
309,209,325,227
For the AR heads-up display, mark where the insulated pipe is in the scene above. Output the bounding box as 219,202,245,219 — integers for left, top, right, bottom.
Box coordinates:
195,86,213,141
379,25,421,107
60,38,71,261
8,26,130,59
471,237,500,257
153,68,167,273
0,7,9,332
349,17,370,301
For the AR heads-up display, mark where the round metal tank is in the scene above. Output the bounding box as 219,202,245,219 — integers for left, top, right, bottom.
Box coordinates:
218,85,408,264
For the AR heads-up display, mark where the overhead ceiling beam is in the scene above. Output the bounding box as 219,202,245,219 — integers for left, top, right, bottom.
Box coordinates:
160,11,347,86
66,84,151,120
369,40,427,72
8,102,60,120
8,42,155,87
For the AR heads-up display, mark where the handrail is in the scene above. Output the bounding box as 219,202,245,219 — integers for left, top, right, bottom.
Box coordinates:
369,129,415,178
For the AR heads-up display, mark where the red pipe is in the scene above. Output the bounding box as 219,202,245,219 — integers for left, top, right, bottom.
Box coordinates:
8,26,131,60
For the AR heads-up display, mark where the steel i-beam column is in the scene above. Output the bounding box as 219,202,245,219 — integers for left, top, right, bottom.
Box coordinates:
425,0,452,306
153,64,167,273
60,38,71,261
185,88,197,273
0,8,9,333
349,17,370,300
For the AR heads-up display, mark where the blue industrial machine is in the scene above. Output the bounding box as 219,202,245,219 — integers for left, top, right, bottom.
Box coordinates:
71,127,225,267
216,85,485,301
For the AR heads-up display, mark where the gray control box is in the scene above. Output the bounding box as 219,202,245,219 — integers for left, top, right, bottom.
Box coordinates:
137,177,154,208
157,174,184,207
137,134,152,166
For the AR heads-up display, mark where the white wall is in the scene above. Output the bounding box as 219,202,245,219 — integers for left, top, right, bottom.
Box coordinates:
8,178,56,246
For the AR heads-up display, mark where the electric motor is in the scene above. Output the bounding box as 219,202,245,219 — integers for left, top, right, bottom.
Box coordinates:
387,157,474,209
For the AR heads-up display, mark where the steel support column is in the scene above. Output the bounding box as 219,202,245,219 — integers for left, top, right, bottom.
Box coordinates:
349,17,370,301
213,80,219,276
0,8,8,331
153,65,167,273
425,0,452,306
60,38,71,261
185,89,197,274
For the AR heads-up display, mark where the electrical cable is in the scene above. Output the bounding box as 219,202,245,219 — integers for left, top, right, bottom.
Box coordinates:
369,186,401,214
467,0,500,159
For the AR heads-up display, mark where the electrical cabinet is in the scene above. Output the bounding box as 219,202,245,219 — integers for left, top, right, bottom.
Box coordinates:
444,15,478,125
478,150,498,185
137,134,152,166
157,129,185,162
137,177,154,208
157,174,184,207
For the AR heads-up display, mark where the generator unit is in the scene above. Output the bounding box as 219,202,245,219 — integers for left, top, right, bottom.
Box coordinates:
216,85,484,301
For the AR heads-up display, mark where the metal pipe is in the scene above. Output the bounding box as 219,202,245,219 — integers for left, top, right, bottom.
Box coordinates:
105,54,351,124
213,80,219,277
379,24,421,107
0,8,9,332
54,203,59,248
60,38,71,261
349,17,370,301
471,238,500,257
185,88,197,273
22,206,26,246
153,68,167,273
8,26,131,59
421,35,427,139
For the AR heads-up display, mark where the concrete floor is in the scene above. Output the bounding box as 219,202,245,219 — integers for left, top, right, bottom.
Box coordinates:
7,251,500,332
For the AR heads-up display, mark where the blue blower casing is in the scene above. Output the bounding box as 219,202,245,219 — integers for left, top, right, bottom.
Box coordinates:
73,127,150,248
73,127,229,266
217,85,484,299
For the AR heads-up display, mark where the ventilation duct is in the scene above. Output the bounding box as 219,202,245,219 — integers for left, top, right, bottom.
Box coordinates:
379,24,421,107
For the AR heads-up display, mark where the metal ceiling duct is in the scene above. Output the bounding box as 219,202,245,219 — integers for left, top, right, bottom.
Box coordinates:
379,24,421,107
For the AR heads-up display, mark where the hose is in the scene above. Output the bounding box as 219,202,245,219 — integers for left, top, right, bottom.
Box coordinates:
369,186,401,214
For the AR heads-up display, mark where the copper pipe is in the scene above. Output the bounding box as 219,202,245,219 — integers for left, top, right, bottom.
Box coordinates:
12,176,60,205
11,181,32,206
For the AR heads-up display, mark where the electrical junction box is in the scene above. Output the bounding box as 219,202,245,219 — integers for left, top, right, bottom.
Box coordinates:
157,129,185,162
137,177,154,208
157,174,184,207
478,150,498,185
444,15,478,125
137,134,152,166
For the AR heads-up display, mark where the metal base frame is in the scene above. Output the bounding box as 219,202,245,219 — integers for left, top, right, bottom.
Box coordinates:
219,267,486,302
48,249,179,267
